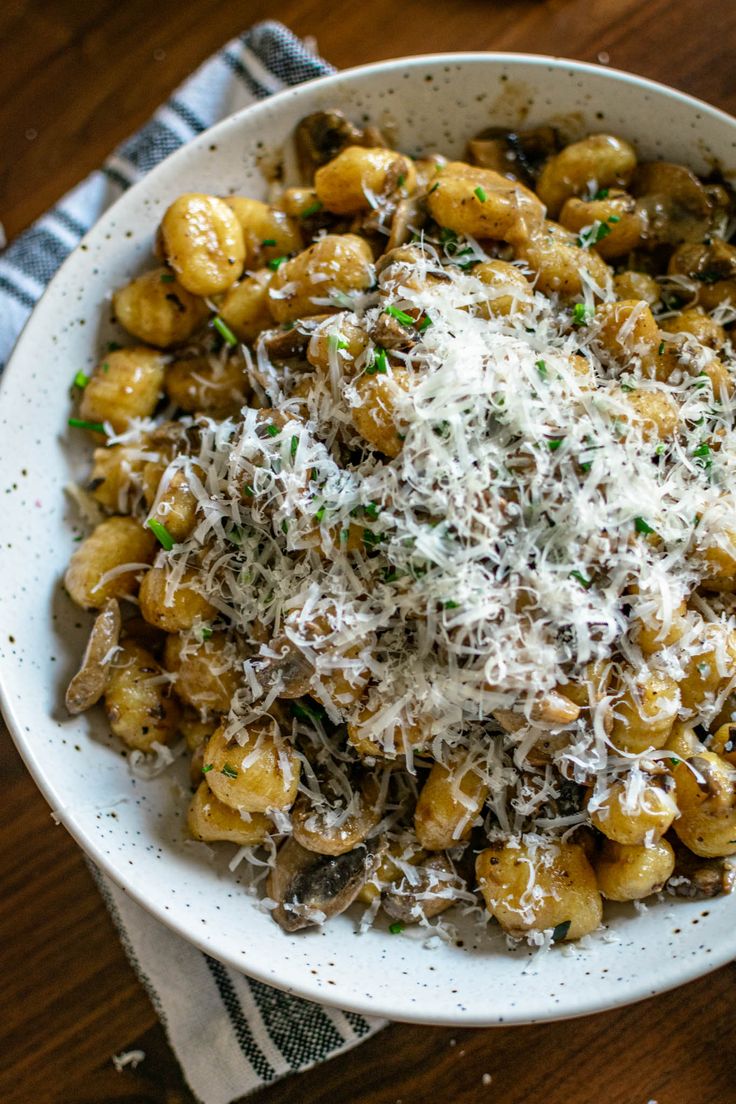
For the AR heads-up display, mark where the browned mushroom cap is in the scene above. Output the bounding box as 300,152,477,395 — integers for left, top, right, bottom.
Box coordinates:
251,635,314,699
267,836,379,931
295,111,365,180
65,598,122,714
631,162,715,246
668,837,736,897
381,853,463,923
669,238,736,280
257,316,332,364
385,196,426,253
291,773,385,856
467,126,560,186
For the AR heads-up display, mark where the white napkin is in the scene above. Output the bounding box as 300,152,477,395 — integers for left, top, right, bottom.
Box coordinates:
0,21,386,1102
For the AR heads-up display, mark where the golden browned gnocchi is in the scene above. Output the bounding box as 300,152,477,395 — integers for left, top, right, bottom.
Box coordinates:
113,267,209,347
65,109,736,944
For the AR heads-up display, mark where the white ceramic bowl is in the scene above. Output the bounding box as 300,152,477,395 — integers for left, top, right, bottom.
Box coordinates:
3,53,736,1025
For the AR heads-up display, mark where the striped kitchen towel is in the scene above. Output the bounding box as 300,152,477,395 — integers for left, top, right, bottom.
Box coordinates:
0,21,386,1104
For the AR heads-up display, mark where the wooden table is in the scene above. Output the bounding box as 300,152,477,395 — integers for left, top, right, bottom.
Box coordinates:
2,2,736,1101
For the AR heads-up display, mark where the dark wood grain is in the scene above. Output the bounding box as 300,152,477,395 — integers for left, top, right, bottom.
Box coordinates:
3,2,736,1102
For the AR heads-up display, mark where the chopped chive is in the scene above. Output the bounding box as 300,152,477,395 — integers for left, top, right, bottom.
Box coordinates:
281,519,289,533
428,181,440,194
570,570,592,589
397,173,406,188
291,700,326,723
386,304,414,326
439,227,457,244
73,371,90,389
147,517,175,551
658,341,665,355
444,600,459,609
364,502,380,520
340,528,350,542
367,346,388,375
244,483,254,497
608,215,620,224
299,200,323,219
634,517,655,534
268,255,288,270
572,303,593,326
328,333,349,351
535,359,548,380
200,626,213,641
389,921,405,934
593,188,609,200
363,529,382,547
580,460,592,472
474,185,487,203
68,417,106,434
261,238,277,246
202,763,214,774
693,442,712,468
266,424,280,437
418,316,433,333
221,763,238,779
101,361,110,373
160,272,175,283
547,438,563,451
212,315,238,346
552,919,571,942
290,434,299,459
669,758,680,767
314,505,326,523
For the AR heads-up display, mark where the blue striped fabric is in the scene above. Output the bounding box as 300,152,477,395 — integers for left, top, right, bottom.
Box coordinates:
1,24,386,1103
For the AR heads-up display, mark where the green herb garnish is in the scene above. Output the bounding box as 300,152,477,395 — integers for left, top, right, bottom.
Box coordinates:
535,359,548,380
363,529,382,547
444,600,459,609
386,304,414,326
474,185,487,203
570,570,592,589
299,200,323,219
73,371,90,389
593,188,609,201
389,921,405,934
202,763,214,774
328,333,349,351
68,417,106,434
160,272,175,283
200,626,213,641
290,434,299,459
634,517,655,534
212,315,238,346
291,700,326,724
547,438,563,451
572,303,593,326
147,517,175,551
364,502,380,520
366,346,388,375
266,424,280,437
658,341,666,356
552,919,571,942
268,256,288,270
418,316,433,333
221,763,238,779
693,442,712,469
261,238,277,246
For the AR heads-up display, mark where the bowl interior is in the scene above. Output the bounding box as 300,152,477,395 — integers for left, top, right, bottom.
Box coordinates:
1,53,735,1025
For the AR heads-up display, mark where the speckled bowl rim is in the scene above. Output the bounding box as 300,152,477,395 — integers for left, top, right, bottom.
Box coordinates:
3,51,736,1026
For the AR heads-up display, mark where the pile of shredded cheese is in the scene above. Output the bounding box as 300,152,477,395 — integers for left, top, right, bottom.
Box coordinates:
109,229,736,904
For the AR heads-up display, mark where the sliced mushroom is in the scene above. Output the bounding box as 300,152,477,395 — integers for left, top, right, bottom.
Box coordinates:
668,839,736,898
386,196,425,252
291,772,385,856
632,161,715,246
258,316,332,363
381,853,463,923
267,836,379,931
370,310,417,352
295,111,364,180
251,636,314,699
65,598,121,714
467,126,559,186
